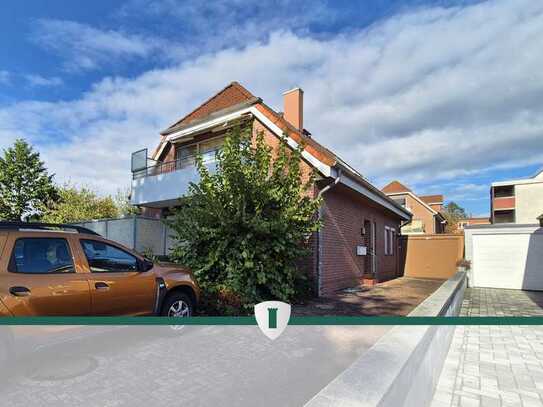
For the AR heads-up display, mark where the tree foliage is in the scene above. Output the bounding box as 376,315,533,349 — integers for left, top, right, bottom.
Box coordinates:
442,201,468,233
42,185,119,224
114,188,140,217
168,126,321,313
0,139,57,221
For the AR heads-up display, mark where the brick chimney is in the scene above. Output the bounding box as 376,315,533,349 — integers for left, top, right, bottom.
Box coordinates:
283,87,303,131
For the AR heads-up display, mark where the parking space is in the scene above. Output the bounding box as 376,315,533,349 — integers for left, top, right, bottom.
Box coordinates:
432,288,543,407
460,288,543,317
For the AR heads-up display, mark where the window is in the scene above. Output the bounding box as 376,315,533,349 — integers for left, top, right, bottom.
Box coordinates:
391,196,406,207
494,210,515,224
175,144,197,169
384,227,395,256
81,240,139,273
174,136,225,168
493,185,514,198
10,238,74,274
200,137,224,164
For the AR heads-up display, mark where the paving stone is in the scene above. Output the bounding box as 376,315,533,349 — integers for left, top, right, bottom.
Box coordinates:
432,288,543,407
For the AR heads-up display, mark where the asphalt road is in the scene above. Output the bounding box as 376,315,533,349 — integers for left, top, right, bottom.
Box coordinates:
0,324,389,407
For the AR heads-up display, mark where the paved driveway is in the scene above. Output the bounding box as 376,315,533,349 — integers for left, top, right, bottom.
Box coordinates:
1,325,388,407
460,288,543,317
293,277,445,316
432,288,543,407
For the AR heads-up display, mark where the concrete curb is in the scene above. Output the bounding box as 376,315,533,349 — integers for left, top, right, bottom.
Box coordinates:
304,272,467,407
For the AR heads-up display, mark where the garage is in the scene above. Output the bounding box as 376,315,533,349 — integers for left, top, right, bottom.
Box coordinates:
464,224,543,290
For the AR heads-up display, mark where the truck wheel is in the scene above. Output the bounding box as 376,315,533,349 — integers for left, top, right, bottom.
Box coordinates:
161,292,194,317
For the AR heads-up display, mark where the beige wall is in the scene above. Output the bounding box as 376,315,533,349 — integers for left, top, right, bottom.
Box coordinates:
515,182,543,224
401,194,436,234
400,234,464,279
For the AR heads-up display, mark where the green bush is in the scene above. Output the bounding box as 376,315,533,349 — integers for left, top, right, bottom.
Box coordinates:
168,125,321,314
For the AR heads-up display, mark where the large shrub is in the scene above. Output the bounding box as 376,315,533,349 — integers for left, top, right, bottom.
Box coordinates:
168,126,321,314
41,184,119,223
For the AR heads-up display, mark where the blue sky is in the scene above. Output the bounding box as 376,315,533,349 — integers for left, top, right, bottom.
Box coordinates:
1,0,542,217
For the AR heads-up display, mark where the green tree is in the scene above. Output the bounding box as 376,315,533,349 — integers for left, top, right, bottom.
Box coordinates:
168,126,321,314
114,187,140,217
0,139,57,221
42,185,118,223
442,201,468,233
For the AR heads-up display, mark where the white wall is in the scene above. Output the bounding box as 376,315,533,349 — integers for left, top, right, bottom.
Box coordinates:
465,225,543,290
131,162,217,207
516,182,543,224
305,273,467,407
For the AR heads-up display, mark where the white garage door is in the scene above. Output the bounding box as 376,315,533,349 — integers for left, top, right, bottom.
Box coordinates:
472,231,543,290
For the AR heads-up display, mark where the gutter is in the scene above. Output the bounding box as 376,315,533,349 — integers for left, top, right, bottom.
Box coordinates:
335,163,412,220
315,169,342,296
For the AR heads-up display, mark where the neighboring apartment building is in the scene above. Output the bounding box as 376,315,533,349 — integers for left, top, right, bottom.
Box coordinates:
130,82,411,295
382,181,447,235
490,168,543,224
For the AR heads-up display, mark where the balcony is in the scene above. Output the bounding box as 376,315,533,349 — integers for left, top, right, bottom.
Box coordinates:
131,152,217,208
493,196,515,210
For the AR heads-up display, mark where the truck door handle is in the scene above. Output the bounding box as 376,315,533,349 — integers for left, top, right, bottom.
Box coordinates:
9,286,31,297
95,282,110,290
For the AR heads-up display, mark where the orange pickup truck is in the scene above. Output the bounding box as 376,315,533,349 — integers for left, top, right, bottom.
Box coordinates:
0,222,199,317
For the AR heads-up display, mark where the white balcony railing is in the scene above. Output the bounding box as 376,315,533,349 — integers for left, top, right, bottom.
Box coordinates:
131,151,218,207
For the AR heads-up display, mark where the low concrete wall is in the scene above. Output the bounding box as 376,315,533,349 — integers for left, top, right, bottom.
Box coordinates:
305,272,466,407
75,216,175,256
399,234,464,279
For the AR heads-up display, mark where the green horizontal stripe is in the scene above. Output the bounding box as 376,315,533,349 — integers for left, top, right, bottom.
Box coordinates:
0,316,542,325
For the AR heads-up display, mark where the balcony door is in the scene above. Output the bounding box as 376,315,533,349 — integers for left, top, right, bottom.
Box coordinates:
175,136,225,170
175,144,197,169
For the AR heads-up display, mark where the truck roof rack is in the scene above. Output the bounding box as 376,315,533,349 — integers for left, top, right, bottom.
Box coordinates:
0,221,101,236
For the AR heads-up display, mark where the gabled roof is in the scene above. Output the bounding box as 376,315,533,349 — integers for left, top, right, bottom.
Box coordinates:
160,81,339,165
161,82,256,134
153,82,411,220
420,194,444,204
382,181,412,194
382,181,444,217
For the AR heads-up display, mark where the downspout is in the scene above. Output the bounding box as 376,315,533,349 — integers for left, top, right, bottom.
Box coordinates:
316,168,342,296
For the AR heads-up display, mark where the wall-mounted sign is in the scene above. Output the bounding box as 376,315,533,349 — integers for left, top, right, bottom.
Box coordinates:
356,245,367,256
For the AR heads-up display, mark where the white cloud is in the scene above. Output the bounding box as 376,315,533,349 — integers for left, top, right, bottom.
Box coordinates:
25,74,63,87
30,19,181,71
1,0,543,201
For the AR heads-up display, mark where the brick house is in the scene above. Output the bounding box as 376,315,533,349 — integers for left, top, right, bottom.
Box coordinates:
382,181,447,235
131,82,411,295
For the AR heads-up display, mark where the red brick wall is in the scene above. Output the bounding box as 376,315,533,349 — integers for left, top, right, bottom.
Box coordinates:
252,119,316,198
319,183,402,295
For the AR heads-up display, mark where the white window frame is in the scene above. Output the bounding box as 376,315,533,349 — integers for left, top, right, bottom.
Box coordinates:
174,134,226,163
384,226,395,256
384,226,389,256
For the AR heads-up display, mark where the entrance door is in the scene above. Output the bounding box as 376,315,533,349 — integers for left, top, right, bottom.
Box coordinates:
364,220,376,276
372,221,377,279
